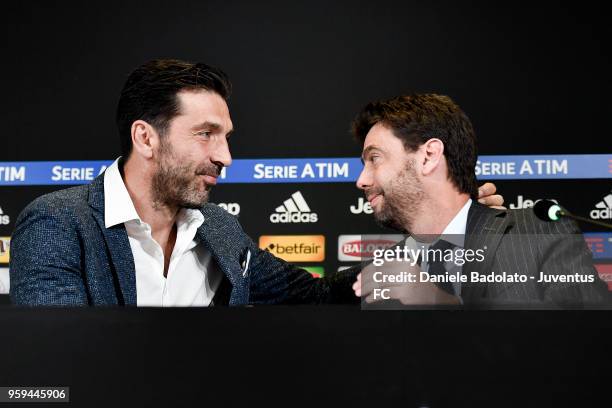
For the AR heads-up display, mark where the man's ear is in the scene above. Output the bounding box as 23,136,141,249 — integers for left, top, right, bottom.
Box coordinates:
421,138,444,176
130,120,158,159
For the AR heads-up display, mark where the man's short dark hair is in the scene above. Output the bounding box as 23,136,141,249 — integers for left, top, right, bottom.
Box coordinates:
352,94,479,197
116,59,232,158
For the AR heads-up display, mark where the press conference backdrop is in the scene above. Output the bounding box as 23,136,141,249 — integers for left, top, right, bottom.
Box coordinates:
1,1,611,297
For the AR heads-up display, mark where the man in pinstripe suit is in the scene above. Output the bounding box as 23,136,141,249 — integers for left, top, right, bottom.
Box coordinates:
351,94,610,308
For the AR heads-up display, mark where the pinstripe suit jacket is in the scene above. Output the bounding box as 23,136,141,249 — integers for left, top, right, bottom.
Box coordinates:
9,174,358,306
460,202,610,308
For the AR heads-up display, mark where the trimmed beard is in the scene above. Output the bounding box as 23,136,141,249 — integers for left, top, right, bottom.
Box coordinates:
151,138,219,210
370,159,426,233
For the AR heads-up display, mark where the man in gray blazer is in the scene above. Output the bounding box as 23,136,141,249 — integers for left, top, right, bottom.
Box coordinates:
8,59,356,306
9,60,502,306
351,94,610,308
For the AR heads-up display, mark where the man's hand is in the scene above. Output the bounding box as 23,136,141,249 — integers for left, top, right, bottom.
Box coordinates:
352,261,461,305
477,182,505,209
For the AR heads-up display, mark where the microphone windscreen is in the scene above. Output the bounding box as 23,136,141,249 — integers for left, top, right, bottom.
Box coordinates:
534,199,561,221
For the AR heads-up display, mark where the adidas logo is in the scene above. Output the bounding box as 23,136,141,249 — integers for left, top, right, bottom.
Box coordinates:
270,191,318,223
0,206,9,226
591,192,612,220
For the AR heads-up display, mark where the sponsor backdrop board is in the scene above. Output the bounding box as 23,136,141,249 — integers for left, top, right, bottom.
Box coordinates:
1,1,610,296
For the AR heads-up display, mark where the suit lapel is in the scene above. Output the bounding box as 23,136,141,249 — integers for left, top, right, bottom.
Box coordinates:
196,205,251,304
88,174,137,305
462,202,513,305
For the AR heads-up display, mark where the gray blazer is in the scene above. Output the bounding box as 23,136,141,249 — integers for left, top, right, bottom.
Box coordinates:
9,174,358,306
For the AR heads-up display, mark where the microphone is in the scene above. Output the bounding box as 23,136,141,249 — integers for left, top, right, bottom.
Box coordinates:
534,199,612,229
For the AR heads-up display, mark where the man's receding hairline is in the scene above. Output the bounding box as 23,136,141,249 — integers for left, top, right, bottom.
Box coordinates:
173,88,227,119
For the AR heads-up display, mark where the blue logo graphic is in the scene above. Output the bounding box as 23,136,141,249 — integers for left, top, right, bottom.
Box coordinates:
0,154,610,186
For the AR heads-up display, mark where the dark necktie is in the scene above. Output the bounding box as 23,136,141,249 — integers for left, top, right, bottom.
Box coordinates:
427,239,456,296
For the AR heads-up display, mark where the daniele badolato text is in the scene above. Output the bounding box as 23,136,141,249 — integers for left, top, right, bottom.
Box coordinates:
370,246,596,284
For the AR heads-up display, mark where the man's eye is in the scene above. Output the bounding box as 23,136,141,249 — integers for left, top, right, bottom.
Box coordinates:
195,131,212,138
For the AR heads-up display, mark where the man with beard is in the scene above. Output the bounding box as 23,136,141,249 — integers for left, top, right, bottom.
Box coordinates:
9,60,502,306
351,94,610,308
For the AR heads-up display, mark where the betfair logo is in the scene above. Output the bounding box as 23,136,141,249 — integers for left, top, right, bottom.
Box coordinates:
0,206,9,226
591,192,612,220
259,235,325,262
270,191,318,223
0,237,10,264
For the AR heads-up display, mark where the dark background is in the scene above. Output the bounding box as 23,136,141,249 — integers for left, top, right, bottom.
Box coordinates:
0,1,611,405
2,0,611,161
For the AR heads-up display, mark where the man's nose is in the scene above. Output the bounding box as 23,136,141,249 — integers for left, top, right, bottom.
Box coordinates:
211,137,232,168
356,168,371,190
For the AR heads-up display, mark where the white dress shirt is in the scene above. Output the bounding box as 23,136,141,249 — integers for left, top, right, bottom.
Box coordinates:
406,198,472,296
104,158,221,306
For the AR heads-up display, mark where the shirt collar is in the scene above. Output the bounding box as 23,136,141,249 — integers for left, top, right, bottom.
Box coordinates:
440,198,472,247
176,206,205,232
104,157,142,228
405,198,472,249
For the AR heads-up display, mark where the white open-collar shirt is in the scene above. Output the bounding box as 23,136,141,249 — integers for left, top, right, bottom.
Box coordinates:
405,198,472,296
104,158,222,306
